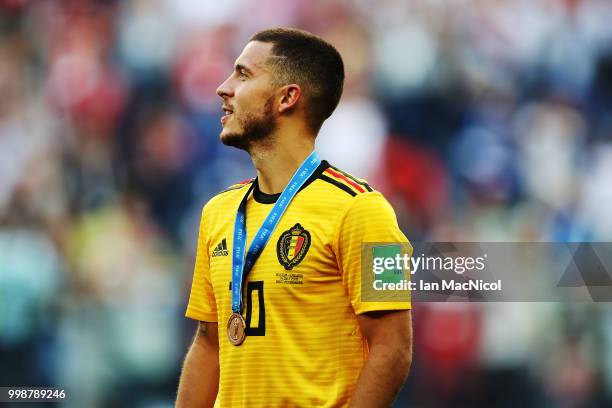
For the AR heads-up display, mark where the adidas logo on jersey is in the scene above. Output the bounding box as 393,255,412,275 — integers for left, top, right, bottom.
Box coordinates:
212,238,229,257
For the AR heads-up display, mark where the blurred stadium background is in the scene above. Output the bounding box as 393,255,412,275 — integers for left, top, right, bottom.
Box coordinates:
1,0,612,407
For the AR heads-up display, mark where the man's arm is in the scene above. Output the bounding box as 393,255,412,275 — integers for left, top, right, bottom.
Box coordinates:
350,310,412,408
176,321,220,408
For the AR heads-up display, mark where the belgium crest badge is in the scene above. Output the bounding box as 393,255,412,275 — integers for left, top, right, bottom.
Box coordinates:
277,223,311,270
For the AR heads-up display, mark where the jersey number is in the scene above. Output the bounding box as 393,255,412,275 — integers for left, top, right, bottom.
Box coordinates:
245,281,266,336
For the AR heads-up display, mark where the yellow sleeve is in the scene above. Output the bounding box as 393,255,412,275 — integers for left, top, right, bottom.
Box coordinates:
185,204,218,322
336,192,412,314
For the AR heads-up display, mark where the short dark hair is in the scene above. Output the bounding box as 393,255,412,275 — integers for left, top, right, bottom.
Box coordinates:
249,27,345,133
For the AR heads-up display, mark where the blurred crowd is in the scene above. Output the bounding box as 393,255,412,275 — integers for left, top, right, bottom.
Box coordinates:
1,0,612,407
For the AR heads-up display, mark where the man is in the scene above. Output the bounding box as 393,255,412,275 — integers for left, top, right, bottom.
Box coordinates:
176,28,412,408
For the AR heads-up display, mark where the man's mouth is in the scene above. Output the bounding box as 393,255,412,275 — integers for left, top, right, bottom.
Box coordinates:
221,106,234,124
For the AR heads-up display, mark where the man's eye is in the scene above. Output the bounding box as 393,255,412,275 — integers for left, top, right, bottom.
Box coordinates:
238,71,248,79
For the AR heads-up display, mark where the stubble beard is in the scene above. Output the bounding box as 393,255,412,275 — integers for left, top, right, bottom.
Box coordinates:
221,96,277,152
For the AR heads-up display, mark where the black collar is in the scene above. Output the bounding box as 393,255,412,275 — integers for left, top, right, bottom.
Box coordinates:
252,160,330,204
253,180,281,204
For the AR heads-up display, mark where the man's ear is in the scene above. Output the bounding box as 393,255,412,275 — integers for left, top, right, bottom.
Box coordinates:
277,84,302,113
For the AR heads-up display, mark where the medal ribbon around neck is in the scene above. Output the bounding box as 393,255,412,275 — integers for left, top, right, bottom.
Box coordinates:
231,151,321,314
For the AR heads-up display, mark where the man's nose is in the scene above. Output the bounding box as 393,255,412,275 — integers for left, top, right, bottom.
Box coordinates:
216,76,234,98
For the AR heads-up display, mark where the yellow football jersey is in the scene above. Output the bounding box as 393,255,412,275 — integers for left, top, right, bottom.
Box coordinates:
186,161,411,407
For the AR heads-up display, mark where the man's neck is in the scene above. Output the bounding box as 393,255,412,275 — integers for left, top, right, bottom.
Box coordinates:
250,137,315,195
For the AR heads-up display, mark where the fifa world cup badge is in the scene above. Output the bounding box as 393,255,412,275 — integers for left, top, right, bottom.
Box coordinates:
227,313,246,346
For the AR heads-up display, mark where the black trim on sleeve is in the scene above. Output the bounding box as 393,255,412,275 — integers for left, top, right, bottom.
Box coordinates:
319,175,357,197
329,165,373,192
218,179,254,195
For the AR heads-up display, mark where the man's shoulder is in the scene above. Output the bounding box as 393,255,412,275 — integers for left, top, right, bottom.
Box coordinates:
315,162,375,199
203,178,255,214
312,163,399,219
218,177,256,195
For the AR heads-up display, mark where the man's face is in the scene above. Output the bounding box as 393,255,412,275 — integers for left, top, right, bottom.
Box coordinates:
216,41,278,151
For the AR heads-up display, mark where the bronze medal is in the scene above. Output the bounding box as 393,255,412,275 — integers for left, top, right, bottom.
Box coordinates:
227,313,246,346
